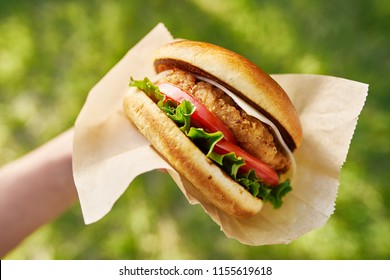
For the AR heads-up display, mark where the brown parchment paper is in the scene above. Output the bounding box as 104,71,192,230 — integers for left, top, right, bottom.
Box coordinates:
73,23,368,245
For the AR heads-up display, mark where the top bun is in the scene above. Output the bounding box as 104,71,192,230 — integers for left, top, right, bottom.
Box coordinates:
154,40,302,151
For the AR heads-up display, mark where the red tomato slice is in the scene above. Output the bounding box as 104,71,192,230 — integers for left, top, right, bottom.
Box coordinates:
213,139,279,186
158,83,237,144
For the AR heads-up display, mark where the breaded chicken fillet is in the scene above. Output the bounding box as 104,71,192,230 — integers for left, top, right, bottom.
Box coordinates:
158,69,290,172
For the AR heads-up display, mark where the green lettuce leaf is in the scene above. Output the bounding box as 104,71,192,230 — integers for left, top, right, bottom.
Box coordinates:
162,100,195,133
130,77,292,208
266,179,292,209
208,151,245,180
186,127,224,154
208,152,292,208
130,77,164,102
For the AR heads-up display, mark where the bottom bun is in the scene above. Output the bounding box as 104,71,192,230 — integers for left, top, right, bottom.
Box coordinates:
123,88,263,218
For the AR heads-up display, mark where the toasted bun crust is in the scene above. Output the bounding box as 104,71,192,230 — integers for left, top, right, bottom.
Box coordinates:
154,40,302,150
124,88,263,218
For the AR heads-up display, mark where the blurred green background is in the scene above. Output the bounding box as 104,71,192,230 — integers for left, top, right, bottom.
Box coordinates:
1,0,389,259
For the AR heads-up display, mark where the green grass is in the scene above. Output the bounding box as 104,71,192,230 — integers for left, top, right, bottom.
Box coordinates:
1,0,389,259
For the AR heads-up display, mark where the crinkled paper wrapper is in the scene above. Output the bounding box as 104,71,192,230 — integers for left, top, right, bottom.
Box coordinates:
73,23,368,245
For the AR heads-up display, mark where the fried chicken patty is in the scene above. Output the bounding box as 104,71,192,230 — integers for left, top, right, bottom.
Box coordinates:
158,69,290,172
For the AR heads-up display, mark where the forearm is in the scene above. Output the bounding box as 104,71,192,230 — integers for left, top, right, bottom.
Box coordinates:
0,129,78,258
